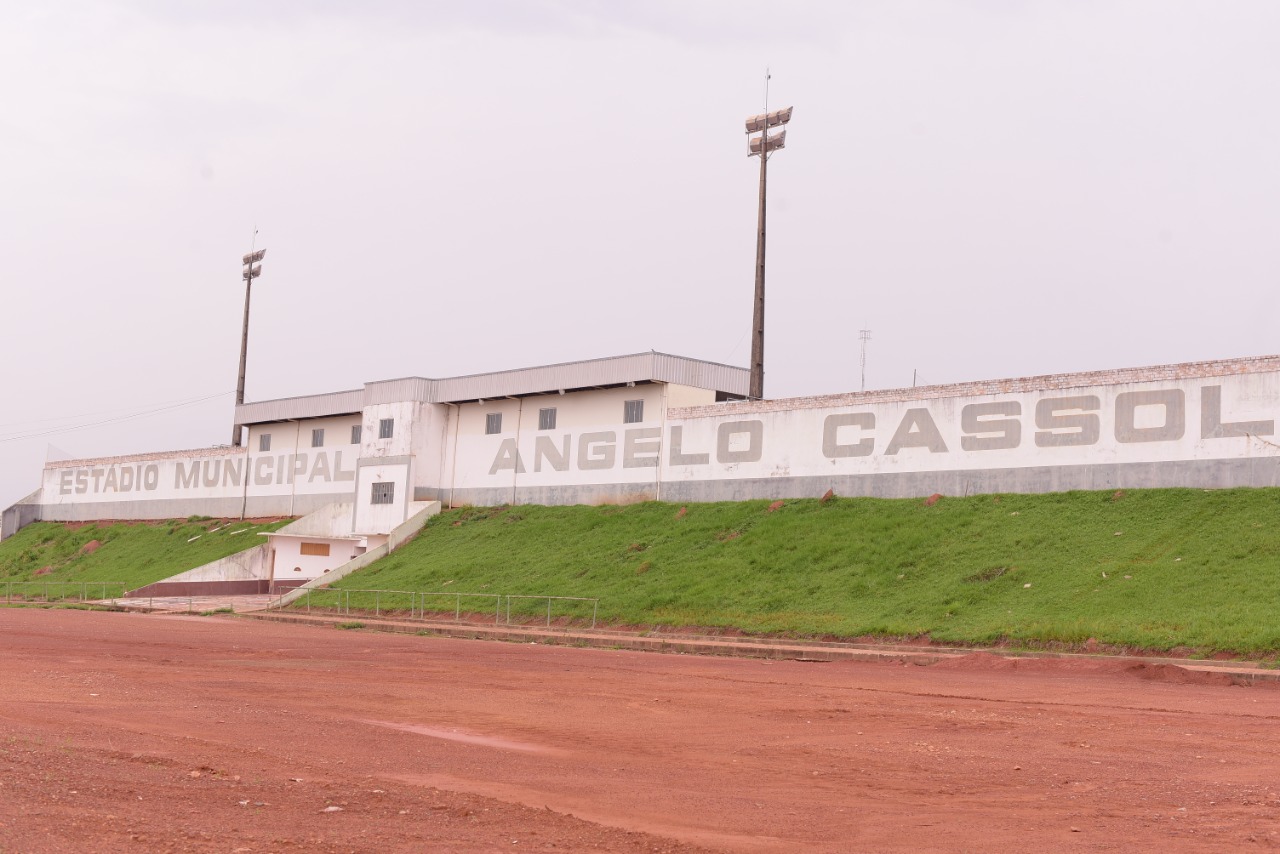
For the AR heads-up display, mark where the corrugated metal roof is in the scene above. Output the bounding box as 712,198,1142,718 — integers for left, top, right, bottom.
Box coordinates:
431,352,750,401
364,377,435,406
234,353,749,425
235,389,363,425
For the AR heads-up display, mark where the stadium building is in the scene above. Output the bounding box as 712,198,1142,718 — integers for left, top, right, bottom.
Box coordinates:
5,351,1279,587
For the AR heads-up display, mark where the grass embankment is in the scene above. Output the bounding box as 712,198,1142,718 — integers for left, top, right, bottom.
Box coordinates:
0,517,290,593
334,489,1280,655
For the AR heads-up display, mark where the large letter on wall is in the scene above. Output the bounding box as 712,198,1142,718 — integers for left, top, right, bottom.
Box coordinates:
822,413,875,458
1115,389,1184,443
489,439,526,475
175,461,200,489
961,402,1021,451
253,456,274,486
534,436,570,472
578,432,617,471
1035,396,1100,447
668,426,710,466
885,409,948,455
623,428,661,468
716,421,763,464
1202,385,1274,439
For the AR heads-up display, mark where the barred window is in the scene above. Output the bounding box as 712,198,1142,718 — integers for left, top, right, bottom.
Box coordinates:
378,418,394,439
300,542,330,557
311,428,325,448
371,482,395,505
538,407,556,430
485,413,502,435
351,424,362,444
259,433,271,452
623,399,644,424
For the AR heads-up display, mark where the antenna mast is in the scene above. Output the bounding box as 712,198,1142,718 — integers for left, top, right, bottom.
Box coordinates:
859,329,871,392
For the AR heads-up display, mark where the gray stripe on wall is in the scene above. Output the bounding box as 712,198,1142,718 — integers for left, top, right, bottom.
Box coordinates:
439,458,1280,507
39,492,354,523
245,494,348,518
38,458,1280,519
357,455,413,468
41,497,252,523
659,457,1280,503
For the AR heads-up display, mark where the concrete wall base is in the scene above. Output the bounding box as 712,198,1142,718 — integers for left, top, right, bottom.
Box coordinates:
1,491,43,541
125,579,310,598
436,458,1280,507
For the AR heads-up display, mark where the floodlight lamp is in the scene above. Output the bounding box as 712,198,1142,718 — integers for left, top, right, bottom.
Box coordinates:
242,249,267,265
242,264,262,280
748,129,786,156
744,106,794,134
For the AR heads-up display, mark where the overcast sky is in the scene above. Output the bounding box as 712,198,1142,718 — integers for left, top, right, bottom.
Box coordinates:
2,0,1279,507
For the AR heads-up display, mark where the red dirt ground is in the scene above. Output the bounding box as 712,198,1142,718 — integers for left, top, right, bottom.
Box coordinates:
1,610,1279,853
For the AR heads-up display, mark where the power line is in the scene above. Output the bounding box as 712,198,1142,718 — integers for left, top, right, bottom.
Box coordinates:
0,391,234,443
0,391,237,430
725,326,750,363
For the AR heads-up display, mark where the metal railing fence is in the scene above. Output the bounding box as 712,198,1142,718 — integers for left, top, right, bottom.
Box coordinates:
284,587,599,629
3,580,130,605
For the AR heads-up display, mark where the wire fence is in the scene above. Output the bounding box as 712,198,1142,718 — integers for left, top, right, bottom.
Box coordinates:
3,580,130,605
285,587,600,629
1,579,601,627
1,581,236,615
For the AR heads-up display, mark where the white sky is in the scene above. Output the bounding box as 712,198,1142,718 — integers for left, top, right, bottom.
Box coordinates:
2,1,1279,508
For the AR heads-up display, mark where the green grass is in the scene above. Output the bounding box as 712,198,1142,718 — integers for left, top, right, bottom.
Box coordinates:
0,517,290,592
329,489,1280,655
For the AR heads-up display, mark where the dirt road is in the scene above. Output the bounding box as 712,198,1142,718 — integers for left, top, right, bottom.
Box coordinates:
1,609,1277,852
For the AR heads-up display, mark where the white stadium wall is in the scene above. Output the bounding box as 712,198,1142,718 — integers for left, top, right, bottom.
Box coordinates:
437,357,1280,505
242,414,363,516
39,422,362,523
42,446,262,522
659,369,1280,501
15,354,1280,535
436,384,669,506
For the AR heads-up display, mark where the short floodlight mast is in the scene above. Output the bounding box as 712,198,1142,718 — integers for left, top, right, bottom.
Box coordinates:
745,73,793,401
231,242,266,447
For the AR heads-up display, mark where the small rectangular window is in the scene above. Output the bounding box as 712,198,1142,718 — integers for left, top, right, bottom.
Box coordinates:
378,418,394,439
311,428,325,448
299,542,331,557
485,413,502,435
351,424,362,444
538,407,556,430
623,399,644,424
371,482,395,505
259,433,271,452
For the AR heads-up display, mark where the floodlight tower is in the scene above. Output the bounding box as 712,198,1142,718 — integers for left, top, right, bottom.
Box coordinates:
231,246,266,446
745,77,793,401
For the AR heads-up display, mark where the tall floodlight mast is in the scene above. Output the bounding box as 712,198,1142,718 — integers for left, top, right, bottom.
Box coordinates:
744,76,793,401
231,245,266,446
